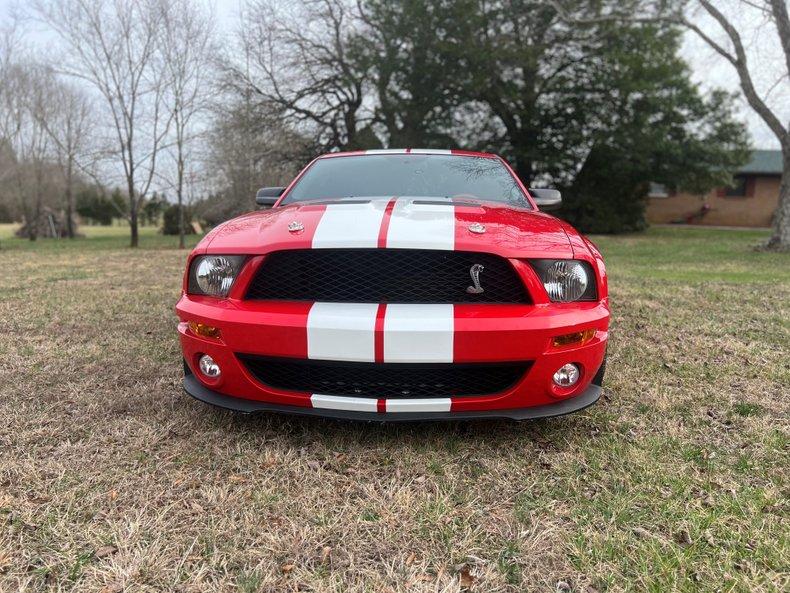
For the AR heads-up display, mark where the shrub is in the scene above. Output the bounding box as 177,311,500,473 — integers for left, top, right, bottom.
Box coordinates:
162,204,195,235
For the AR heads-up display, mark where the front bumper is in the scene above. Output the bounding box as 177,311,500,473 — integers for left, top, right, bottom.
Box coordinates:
176,296,609,419
183,373,602,421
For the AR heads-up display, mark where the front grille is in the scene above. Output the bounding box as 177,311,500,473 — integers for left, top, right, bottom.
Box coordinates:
244,249,529,303
238,355,530,398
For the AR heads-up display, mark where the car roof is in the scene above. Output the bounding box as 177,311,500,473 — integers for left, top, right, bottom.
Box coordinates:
316,148,499,159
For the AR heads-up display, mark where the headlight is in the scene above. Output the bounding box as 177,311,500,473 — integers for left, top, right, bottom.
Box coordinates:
530,260,596,302
188,255,245,297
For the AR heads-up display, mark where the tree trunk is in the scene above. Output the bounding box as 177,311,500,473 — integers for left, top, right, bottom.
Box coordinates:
30,166,43,241
514,150,534,187
128,176,139,248
129,207,139,248
767,147,790,250
126,126,138,247
65,155,75,239
178,194,185,249
177,155,185,249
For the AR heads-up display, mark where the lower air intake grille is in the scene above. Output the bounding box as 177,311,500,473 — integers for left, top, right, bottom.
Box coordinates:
238,355,530,399
244,249,529,303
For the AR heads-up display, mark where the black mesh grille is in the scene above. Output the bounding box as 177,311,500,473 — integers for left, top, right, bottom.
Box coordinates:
238,355,530,398
244,249,529,303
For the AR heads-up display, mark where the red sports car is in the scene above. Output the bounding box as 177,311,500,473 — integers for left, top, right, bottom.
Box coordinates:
176,149,609,420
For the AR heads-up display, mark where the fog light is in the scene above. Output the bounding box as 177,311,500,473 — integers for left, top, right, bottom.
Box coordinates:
199,354,221,378
553,363,580,387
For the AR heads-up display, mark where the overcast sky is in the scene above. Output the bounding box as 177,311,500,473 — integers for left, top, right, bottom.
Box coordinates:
2,0,787,150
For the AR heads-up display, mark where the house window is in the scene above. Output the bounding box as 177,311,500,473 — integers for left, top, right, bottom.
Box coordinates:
725,176,748,197
648,182,669,198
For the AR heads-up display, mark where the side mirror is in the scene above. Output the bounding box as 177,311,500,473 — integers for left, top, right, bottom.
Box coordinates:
529,188,562,211
256,186,286,207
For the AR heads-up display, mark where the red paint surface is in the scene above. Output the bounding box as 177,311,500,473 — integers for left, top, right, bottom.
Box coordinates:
378,198,398,248
374,303,387,363
177,150,611,415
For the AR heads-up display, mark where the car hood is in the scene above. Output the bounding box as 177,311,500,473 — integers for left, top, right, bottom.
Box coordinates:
200,197,573,258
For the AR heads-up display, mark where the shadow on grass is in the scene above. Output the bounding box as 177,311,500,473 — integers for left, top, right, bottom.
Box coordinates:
174,392,595,455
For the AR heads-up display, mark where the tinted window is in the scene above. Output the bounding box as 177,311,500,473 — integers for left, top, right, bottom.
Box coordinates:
283,155,529,207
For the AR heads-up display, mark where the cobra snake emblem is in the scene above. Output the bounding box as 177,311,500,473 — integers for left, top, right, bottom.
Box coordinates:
466,264,485,294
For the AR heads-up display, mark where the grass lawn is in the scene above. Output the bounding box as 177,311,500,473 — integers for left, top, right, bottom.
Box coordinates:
0,224,787,592
0,223,204,251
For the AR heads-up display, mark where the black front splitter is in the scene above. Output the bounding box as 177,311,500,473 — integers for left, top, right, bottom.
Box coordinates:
183,375,601,422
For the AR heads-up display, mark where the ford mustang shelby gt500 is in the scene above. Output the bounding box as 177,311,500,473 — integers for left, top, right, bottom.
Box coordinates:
176,149,609,420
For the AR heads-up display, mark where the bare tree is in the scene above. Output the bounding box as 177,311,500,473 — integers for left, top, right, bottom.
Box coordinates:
0,20,25,246
35,77,95,238
0,62,52,240
33,0,172,247
160,0,214,248
233,0,371,152
204,96,306,224
685,1,790,249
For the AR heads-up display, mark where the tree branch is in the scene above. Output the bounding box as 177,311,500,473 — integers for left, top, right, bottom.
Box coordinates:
697,0,787,145
768,0,790,80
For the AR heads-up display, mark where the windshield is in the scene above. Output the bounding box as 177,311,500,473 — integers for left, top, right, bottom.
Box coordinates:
282,154,530,207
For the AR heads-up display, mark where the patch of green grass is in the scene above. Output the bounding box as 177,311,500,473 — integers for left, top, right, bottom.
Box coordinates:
360,509,380,522
497,540,522,585
592,226,788,284
236,570,264,593
67,551,94,582
733,402,764,417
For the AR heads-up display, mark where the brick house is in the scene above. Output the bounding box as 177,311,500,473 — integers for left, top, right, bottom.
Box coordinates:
645,150,782,227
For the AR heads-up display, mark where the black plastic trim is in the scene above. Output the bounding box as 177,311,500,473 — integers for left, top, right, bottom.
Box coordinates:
245,248,531,304
182,374,601,422
236,354,531,399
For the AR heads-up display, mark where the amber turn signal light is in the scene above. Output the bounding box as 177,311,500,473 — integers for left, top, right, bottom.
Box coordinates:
188,321,221,339
552,328,595,347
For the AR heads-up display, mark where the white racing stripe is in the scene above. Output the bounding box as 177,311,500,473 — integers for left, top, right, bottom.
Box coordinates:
386,198,456,250
365,149,408,154
311,394,378,412
312,201,386,248
408,148,451,154
310,394,452,414
307,302,378,362
383,304,454,363
385,398,452,413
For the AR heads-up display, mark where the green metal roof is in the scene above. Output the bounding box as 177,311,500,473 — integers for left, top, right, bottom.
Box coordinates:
739,150,783,175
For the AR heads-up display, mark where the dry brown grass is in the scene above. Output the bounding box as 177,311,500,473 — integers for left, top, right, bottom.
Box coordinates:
1,227,788,592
